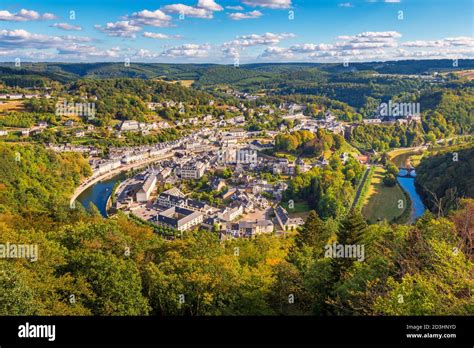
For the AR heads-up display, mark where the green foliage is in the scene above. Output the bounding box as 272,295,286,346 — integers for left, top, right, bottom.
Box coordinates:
350,123,424,151
0,143,91,216
416,146,474,213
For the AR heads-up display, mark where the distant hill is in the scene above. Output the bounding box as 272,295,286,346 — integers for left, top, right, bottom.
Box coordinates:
1,59,473,86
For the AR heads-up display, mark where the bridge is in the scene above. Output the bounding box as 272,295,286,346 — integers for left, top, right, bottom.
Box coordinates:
398,167,416,178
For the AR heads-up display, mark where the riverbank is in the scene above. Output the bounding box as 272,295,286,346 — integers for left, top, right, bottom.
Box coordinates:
70,152,175,206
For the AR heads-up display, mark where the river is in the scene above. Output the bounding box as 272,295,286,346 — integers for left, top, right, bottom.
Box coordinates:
392,151,427,223
76,173,126,217
397,177,426,222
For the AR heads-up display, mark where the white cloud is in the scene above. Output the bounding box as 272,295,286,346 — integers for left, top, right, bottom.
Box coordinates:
289,43,335,53
338,3,353,7
224,32,295,47
133,48,160,59
336,31,402,42
0,29,90,49
197,0,224,11
161,43,211,58
57,44,121,58
0,9,56,21
94,21,142,38
143,32,182,39
163,4,212,18
228,10,262,20
260,46,294,59
129,9,173,27
226,5,244,10
51,23,82,31
241,0,292,9
222,47,240,58
402,37,474,48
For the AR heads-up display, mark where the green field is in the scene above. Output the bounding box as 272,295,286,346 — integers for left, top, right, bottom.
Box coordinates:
281,200,311,220
362,167,407,224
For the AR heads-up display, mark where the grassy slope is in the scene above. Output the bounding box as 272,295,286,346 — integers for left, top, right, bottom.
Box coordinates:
362,166,407,224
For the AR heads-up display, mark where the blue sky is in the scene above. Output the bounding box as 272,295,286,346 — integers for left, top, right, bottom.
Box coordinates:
0,0,472,63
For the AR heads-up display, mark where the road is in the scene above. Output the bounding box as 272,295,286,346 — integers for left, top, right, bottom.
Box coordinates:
350,166,371,211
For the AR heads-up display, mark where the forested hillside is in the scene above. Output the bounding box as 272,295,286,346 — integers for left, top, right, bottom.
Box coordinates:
416,146,474,213
0,143,472,316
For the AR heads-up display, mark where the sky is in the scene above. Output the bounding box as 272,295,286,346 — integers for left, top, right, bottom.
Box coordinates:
0,0,473,63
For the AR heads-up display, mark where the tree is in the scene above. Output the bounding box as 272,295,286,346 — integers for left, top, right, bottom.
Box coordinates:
331,210,367,282
294,210,325,251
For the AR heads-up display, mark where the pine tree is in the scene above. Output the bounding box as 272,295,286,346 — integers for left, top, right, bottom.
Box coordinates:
294,210,325,250
331,209,367,281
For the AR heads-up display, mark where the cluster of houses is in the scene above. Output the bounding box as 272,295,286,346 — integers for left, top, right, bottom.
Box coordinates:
285,111,345,136
0,121,49,138
0,93,51,100
119,176,303,238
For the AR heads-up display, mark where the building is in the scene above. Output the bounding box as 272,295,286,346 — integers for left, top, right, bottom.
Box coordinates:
275,206,305,231
157,167,172,181
180,161,206,179
218,204,243,222
238,219,274,237
156,206,203,232
96,160,122,175
136,174,157,202
211,177,226,191
119,120,140,131
156,187,186,208
0,130,8,136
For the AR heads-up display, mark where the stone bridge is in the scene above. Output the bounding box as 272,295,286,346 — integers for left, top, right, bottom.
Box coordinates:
398,167,416,178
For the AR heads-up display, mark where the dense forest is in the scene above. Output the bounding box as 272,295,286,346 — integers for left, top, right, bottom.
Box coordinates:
416,146,474,214
1,143,471,316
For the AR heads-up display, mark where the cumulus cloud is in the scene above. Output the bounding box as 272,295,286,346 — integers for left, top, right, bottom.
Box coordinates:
163,0,223,19
242,0,292,9
258,31,474,62
402,37,474,48
228,10,262,20
0,29,90,49
161,43,211,58
224,32,295,47
51,22,82,31
57,44,121,58
0,9,56,21
143,32,182,39
128,9,173,27
197,0,223,11
94,21,142,38
163,4,213,18
260,46,294,59
222,46,240,58
336,31,402,42
338,3,354,7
